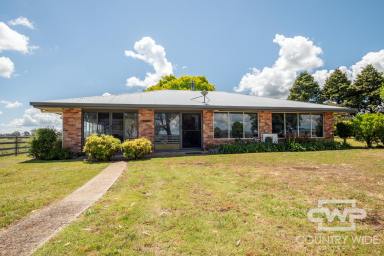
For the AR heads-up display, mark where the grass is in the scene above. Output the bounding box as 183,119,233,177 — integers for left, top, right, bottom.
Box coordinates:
36,149,384,255
0,155,108,229
334,136,382,148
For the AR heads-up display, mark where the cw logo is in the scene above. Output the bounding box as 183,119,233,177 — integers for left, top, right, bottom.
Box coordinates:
307,199,367,232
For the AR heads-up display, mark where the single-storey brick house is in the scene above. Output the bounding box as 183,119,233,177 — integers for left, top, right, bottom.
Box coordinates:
31,90,353,153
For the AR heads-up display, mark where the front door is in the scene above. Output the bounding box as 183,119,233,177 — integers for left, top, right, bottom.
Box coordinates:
182,113,202,148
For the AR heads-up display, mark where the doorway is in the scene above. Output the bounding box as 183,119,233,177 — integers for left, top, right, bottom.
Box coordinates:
182,113,202,148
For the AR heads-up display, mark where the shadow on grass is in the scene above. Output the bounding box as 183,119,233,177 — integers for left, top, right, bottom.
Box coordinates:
20,157,109,165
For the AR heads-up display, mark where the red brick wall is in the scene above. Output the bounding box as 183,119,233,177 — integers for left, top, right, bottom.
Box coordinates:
259,111,272,135
324,112,334,139
202,110,214,148
62,108,82,153
138,109,154,142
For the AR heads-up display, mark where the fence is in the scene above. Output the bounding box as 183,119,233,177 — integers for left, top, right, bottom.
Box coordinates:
0,136,31,157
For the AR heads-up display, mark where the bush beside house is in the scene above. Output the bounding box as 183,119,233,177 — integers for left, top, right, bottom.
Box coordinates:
83,135,152,161
29,128,71,160
83,134,121,161
121,138,152,160
210,139,349,154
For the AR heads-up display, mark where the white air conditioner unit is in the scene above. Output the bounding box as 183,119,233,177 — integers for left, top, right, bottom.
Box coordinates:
262,133,278,144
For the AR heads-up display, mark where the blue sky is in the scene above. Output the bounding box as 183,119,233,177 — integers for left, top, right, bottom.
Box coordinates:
1,0,383,132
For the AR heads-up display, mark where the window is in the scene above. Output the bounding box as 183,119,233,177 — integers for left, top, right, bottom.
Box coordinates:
299,114,312,137
311,114,323,137
214,112,258,139
83,112,138,140
213,112,229,138
97,112,110,134
271,113,323,138
229,113,243,138
155,112,180,136
272,113,284,138
244,113,258,138
124,113,138,139
83,112,97,139
285,113,298,138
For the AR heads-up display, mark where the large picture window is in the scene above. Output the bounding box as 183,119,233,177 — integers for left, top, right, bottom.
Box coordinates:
83,111,138,141
214,112,258,139
271,113,324,138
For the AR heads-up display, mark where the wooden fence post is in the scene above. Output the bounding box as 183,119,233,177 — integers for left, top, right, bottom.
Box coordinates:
15,135,18,156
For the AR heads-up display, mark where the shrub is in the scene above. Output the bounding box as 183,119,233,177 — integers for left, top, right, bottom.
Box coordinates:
121,137,152,160
352,113,381,148
375,114,384,145
30,128,72,160
83,134,121,161
335,121,354,144
212,139,349,154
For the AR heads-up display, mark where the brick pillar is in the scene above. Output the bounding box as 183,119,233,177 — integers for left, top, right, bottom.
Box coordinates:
138,108,154,142
63,108,82,153
324,112,334,139
202,110,214,149
259,111,272,136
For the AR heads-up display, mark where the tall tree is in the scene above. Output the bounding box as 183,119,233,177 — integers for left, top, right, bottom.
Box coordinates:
145,75,215,91
288,71,321,103
322,68,351,105
346,65,384,112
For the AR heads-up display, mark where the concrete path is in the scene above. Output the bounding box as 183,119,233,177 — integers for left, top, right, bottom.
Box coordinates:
0,161,126,256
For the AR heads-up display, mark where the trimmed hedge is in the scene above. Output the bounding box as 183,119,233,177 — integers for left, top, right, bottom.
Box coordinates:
210,139,350,154
121,137,152,160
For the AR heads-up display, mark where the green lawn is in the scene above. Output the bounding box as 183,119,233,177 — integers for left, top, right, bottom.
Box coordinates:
36,149,384,256
0,155,108,229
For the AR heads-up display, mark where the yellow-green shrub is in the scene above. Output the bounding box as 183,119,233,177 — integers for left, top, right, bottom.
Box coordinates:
121,137,152,160
83,134,121,161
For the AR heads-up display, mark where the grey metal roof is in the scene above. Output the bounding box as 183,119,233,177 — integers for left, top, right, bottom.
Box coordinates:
30,90,354,112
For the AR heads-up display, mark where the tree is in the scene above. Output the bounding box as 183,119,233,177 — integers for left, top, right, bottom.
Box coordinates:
322,69,351,105
380,85,384,101
352,113,381,148
146,75,215,91
346,65,384,112
288,72,321,103
335,121,353,144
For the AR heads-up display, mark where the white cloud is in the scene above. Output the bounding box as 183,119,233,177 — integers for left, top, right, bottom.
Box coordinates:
235,34,323,98
102,92,112,96
312,50,384,86
8,17,34,29
0,56,14,78
0,22,30,54
0,20,34,79
351,49,384,79
125,36,173,88
312,69,332,88
0,111,2,115
0,100,22,108
8,107,62,129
